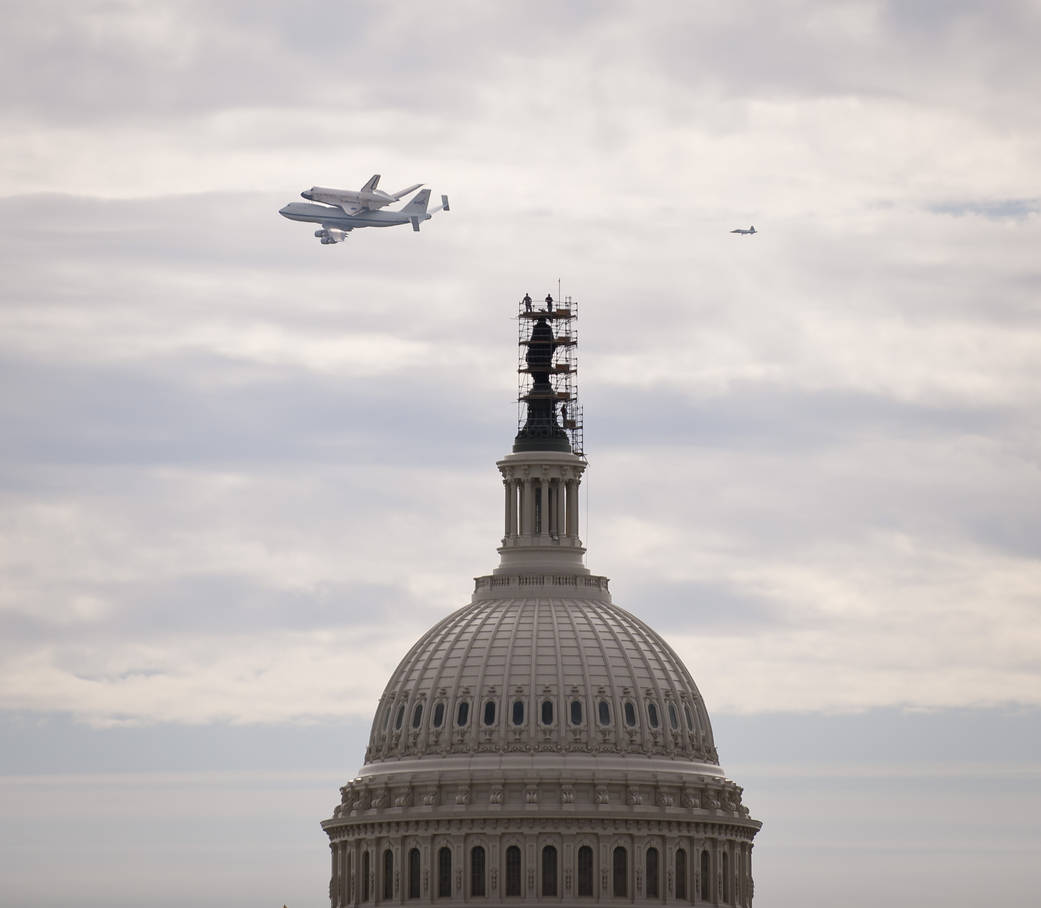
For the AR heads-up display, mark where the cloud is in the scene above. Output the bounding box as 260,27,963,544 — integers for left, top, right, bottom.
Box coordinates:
0,1,1039,729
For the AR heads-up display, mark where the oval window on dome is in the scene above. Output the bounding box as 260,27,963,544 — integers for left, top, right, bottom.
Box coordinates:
623,701,637,727
570,699,583,725
541,699,554,726
483,700,497,726
456,700,470,727
647,702,659,728
512,699,525,726
433,702,445,728
668,702,679,730
683,703,695,730
411,703,423,729
598,700,611,726
395,704,405,731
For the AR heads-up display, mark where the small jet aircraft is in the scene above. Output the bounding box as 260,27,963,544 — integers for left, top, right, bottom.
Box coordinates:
279,176,449,244
730,225,757,235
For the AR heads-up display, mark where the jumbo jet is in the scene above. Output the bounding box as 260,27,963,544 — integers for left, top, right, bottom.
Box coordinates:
279,178,449,244
730,225,757,235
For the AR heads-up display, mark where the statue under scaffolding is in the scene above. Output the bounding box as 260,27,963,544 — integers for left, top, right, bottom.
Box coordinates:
514,292,583,457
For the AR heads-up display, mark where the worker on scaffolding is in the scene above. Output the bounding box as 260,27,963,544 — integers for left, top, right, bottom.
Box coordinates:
523,293,533,312
545,293,554,313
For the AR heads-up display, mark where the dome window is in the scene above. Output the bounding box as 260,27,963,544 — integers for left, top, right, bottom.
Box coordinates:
577,846,594,896
684,703,695,730
623,701,637,727
647,702,660,728
570,699,583,725
541,699,554,726
383,850,394,900
470,846,486,897
395,704,406,730
432,702,445,728
505,845,522,897
408,848,421,899
597,700,611,726
483,700,497,726
511,699,525,726
411,703,424,729
612,846,628,898
668,702,679,730
456,700,470,727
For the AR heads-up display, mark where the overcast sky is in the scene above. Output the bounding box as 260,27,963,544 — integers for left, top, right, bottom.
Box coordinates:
2,2,1040,907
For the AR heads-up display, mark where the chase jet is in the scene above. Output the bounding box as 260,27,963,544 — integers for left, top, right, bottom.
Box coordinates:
279,177,449,244
730,225,757,235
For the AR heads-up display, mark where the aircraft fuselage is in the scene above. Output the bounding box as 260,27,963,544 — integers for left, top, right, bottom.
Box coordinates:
278,202,429,230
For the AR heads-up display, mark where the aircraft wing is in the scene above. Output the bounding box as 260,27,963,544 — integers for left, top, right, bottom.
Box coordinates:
337,203,366,215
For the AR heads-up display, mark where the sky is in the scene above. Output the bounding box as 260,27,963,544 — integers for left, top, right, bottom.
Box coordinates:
1,0,1040,905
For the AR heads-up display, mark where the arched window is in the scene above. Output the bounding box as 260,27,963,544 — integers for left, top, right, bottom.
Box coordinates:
541,699,554,725
433,702,445,728
412,703,423,729
570,699,583,725
668,702,679,730
382,849,394,900
542,845,558,897
722,851,730,903
512,699,525,726
408,848,421,899
362,850,371,902
505,845,522,897
598,700,611,726
395,704,405,730
647,702,660,728
438,847,452,898
471,846,486,897
675,848,687,901
684,703,695,730
612,846,628,898
577,845,594,897
700,850,711,902
623,701,637,727
646,847,660,898
456,700,470,727
483,700,497,726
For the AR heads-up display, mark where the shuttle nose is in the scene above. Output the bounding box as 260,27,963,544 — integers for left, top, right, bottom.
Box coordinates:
301,189,315,200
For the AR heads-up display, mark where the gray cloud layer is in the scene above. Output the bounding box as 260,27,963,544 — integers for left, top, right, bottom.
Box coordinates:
1,1,1040,727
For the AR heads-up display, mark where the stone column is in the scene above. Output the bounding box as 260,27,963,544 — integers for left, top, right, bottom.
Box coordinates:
522,478,534,537
566,479,578,540
331,843,339,908
503,479,512,538
555,478,565,537
538,481,549,538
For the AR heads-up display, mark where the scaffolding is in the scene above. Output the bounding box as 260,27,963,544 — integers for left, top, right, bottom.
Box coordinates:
517,293,584,457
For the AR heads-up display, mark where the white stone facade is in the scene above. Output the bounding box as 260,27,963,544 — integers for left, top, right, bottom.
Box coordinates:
322,436,761,906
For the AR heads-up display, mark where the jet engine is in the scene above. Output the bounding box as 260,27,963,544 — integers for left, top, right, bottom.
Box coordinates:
314,228,348,244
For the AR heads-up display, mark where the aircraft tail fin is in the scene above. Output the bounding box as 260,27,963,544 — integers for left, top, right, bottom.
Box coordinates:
361,174,381,193
401,188,431,214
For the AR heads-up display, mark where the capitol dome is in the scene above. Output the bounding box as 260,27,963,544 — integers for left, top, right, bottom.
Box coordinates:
364,594,719,767
323,296,761,908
